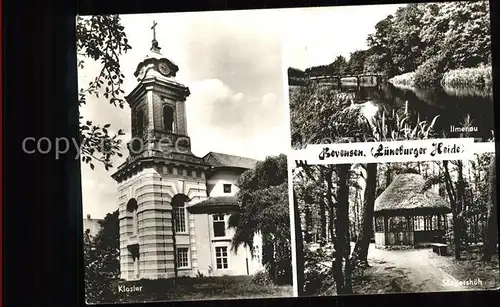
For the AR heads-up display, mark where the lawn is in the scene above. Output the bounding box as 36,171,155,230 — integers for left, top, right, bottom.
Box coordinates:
112,275,293,303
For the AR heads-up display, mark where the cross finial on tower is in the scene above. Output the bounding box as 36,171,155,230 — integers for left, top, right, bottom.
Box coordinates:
151,20,158,41
150,20,161,52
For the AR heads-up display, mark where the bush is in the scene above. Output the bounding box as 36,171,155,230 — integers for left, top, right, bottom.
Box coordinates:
414,55,447,87
302,245,334,295
441,65,493,88
252,270,273,286
389,72,416,86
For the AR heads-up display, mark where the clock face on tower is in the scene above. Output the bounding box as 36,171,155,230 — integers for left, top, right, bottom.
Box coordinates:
158,61,170,76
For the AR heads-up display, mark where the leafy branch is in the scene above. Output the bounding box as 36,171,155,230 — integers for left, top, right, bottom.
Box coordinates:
79,117,126,171
77,15,132,170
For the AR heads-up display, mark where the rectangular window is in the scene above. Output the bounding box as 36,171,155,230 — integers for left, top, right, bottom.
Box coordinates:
414,216,424,231
174,207,187,233
177,248,189,268
215,246,228,269
223,184,232,193
432,215,438,230
424,216,430,231
213,214,226,237
196,170,201,178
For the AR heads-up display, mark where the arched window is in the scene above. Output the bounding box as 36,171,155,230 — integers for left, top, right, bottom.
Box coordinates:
136,110,144,136
163,105,174,133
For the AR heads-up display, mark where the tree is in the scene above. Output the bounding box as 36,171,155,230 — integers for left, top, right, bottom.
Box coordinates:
425,160,465,260
366,14,397,76
436,1,491,69
331,56,348,76
334,163,353,294
84,210,120,304
362,54,380,74
288,67,307,86
228,154,292,285
349,163,377,267
361,2,491,80
392,4,425,73
346,50,367,75
290,81,370,294
293,188,305,295
482,157,497,261
77,15,131,170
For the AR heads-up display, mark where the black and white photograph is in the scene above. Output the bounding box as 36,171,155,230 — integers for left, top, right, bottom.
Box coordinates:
77,11,294,304
286,1,494,148
292,153,499,296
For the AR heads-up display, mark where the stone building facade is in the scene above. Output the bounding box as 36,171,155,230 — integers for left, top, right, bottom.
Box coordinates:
111,34,263,280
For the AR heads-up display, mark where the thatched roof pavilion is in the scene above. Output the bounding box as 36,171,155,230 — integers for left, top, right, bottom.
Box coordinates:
373,173,451,247
375,173,451,215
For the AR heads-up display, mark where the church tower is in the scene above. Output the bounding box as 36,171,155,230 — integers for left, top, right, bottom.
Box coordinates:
112,21,208,280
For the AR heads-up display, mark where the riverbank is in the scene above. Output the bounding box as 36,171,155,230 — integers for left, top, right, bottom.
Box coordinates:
442,65,492,87
389,65,492,88
388,72,415,87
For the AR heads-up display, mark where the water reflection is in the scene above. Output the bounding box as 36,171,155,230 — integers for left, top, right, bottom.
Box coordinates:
442,85,493,99
339,83,494,141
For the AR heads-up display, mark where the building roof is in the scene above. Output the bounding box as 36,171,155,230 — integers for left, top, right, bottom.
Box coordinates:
203,152,259,170
187,196,240,214
374,173,450,213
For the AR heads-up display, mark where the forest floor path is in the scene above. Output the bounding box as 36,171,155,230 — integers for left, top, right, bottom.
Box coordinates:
352,243,496,294
366,244,464,293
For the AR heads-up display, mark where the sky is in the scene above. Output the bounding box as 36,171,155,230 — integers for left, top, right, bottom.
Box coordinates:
79,10,289,218
284,4,404,70
79,4,404,219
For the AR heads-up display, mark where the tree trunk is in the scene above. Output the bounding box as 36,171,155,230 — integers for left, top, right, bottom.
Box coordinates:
304,204,312,243
329,206,335,247
325,166,336,247
456,161,467,249
333,164,353,295
351,163,377,267
293,189,306,295
482,157,497,261
273,241,278,283
443,160,461,260
320,200,327,246
385,166,392,188
353,192,358,241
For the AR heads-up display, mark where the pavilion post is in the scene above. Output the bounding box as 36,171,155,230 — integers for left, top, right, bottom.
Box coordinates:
383,215,388,242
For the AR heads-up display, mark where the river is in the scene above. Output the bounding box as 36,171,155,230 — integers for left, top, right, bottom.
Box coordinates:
340,82,494,142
